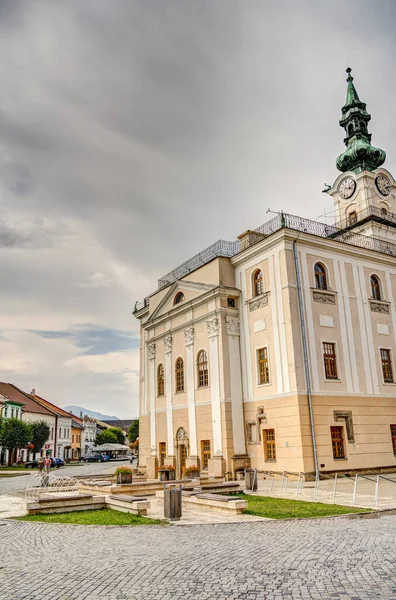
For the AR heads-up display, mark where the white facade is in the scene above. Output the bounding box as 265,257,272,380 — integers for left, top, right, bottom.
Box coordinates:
22,411,56,458
82,417,97,455
56,416,72,459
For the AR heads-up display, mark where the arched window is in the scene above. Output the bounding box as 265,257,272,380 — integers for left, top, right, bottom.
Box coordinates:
175,357,184,392
197,350,209,388
157,364,165,396
381,206,388,216
314,263,328,291
174,292,185,305
252,269,264,297
370,275,381,301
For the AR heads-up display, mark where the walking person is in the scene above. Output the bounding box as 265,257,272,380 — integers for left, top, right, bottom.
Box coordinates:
37,458,45,486
44,455,51,474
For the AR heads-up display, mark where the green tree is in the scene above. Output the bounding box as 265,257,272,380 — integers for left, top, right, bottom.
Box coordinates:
96,429,118,445
108,427,125,445
0,418,31,465
30,421,50,457
128,420,139,443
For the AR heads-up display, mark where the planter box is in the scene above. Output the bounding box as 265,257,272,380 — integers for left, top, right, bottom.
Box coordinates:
159,470,176,482
116,473,132,485
185,471,200,479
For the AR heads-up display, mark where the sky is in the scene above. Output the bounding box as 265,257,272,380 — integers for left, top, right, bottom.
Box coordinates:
0,0,395,418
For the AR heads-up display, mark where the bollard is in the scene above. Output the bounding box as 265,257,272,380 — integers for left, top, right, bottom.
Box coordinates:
164,484,182,521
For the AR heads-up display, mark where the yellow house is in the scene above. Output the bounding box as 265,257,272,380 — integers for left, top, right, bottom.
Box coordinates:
71,417,83,460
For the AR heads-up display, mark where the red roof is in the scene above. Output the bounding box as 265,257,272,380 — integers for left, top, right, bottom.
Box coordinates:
32,394,73,419
0,383,53,416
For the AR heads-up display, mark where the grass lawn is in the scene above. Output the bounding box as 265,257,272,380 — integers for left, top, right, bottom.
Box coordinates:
0,466,29,471
240,494,371,519
17,508,166,526
0,472,29,478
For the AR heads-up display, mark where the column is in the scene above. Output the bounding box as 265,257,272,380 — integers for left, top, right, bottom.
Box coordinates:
207,317,224,477
184,327,198,463
164,334,174,458
225,316,246,455
146,341,158,478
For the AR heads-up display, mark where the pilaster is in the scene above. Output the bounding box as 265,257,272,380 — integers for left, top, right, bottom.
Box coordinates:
164,334,174,456
184,326,198,460
207,317,223,458
147,341,157,456
224,316,246,455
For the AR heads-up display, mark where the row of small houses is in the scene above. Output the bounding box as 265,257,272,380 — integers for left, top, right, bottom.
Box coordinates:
0,382,125,464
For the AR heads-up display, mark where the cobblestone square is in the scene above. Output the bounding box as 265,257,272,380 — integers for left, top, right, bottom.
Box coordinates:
1,514,396,599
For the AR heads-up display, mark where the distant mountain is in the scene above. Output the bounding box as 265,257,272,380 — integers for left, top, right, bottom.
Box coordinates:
63,405,120,421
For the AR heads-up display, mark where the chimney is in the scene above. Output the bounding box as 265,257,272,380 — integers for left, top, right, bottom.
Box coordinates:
31,388,36,396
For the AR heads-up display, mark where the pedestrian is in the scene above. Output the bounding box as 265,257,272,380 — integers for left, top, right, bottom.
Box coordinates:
130,455,134,464
44,455,51,473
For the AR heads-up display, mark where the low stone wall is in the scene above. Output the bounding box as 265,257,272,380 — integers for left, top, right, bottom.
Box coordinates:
27,494,106,515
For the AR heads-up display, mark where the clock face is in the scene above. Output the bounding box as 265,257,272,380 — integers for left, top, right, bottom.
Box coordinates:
375,174,391,196
339,177,356,200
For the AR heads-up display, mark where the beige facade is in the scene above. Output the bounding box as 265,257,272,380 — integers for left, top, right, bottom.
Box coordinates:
135,84,396,479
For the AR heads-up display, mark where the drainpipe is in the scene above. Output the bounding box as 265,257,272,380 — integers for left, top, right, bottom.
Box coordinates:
54,414,58,458
293,240,319,479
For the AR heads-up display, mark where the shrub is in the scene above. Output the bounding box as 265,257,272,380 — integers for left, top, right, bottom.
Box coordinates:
183,466,200,476
114,466,133,476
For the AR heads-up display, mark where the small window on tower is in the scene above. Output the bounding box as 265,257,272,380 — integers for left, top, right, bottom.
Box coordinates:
227,297,236,308
348,211,357,225
381,207,388,216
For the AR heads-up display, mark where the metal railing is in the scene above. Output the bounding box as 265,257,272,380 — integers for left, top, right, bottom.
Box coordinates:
154,211,396,293
247,470,396,509
337,205,396,231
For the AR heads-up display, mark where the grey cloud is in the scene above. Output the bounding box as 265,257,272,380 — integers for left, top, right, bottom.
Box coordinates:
1,0,395,415
31,326,139,356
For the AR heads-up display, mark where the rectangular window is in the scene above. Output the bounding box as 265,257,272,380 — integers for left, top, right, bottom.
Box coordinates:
257,348,270,385
3,407,7,418
159,442,166,467
391,425,396,456
59,427,61,438
11,408,14,418
201,440,211,470
264,429,276,461
323,342,338,379
72,435,74,443
381,349,394,383
331,426,345,459
227,297,236,308
51,427,53,440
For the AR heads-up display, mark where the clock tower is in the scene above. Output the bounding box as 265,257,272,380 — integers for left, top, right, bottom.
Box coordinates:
328,68,396,242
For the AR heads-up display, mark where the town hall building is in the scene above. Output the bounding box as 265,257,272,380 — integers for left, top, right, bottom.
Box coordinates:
135,69,396,480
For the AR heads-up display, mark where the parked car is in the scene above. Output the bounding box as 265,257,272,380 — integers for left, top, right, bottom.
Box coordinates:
54,458,65,467
24,457,57,469
83,455,102,463
101,454,110,462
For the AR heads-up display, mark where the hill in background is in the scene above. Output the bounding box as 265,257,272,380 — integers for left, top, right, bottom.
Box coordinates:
63,405,120,421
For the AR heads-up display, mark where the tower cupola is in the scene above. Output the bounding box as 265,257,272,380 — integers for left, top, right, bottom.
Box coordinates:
336,68,386,173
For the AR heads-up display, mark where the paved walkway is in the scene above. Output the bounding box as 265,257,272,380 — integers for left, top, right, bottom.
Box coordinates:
1,515,396,599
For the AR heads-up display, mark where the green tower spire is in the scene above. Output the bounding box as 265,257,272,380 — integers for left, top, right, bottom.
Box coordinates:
336,68,386,173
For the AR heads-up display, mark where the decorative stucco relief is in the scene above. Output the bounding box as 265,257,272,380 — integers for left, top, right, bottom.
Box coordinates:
224,316,240,336
313,291,336,304
184,327,195,347
147,342,156,360
207,317,220,337
164,334,173,354
249,294,269,312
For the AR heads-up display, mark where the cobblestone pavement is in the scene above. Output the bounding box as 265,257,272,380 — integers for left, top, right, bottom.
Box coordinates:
1,515,396,600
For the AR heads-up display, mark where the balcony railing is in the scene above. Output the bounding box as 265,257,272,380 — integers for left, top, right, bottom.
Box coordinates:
336,205,396,231
155,211,396,292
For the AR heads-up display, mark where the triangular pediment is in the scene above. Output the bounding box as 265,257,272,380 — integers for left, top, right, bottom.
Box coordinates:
146,280,216,323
